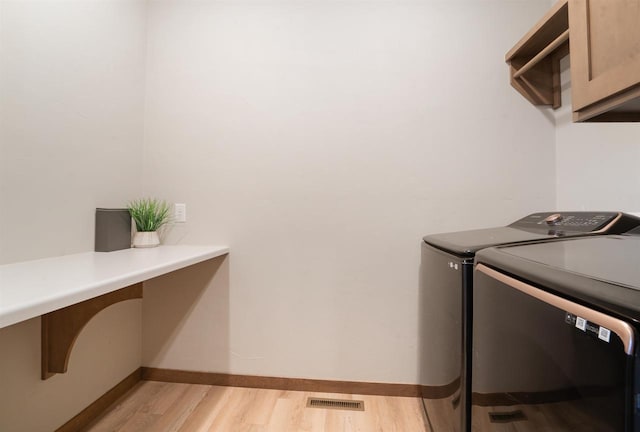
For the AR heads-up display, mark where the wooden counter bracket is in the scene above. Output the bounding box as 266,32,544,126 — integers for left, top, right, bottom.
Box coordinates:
41,283,143,380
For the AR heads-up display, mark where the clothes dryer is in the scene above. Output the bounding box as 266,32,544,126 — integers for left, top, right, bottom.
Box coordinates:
472,230,640,431
420,212,640,432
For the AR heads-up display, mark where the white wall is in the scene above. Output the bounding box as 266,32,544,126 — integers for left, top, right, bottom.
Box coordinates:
0,0,147,263
0,1,146,430
0,3,564,429
142,0,556,384
555,57,640,210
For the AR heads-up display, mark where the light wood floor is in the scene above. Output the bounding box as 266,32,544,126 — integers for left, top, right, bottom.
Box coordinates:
83,381,431,432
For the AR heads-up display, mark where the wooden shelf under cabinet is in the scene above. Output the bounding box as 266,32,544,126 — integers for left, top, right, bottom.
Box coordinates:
505,0,569,110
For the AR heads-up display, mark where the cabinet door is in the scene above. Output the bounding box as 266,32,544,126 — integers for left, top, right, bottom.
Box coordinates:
569,0,640,111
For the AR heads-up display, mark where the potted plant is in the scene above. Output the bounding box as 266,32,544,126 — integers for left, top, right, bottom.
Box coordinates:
127,198,171,248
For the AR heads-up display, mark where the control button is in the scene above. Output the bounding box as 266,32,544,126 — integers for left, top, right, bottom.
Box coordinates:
545,213,563,225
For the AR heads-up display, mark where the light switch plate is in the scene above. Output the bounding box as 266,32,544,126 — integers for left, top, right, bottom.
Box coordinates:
174,203,187,223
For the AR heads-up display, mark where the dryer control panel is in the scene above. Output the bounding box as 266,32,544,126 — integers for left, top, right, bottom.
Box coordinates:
509,212,623,234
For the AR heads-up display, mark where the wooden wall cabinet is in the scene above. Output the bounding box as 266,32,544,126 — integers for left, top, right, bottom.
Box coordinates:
507,0,640,122
569,0,640,121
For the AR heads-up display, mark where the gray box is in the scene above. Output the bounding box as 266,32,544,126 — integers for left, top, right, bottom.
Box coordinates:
95,208,132,252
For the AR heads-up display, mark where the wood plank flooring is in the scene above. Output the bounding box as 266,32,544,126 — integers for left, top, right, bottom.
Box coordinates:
82,381,431,432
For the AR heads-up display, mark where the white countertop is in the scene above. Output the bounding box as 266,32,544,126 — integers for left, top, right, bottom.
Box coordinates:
0,245,229,329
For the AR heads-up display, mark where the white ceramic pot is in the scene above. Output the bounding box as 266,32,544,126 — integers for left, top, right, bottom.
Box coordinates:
132,231,160,248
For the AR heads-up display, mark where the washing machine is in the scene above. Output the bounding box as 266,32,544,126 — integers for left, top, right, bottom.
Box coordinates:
420,212,640,432
472,229,640,431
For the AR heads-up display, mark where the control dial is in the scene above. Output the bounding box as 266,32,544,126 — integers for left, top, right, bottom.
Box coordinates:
544,213,564,225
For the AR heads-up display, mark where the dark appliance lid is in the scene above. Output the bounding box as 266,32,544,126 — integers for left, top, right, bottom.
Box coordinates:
423,211,639,257
475,234,640,321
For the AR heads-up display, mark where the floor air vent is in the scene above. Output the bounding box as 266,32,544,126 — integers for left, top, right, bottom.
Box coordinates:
306,397,365,411
489,410,527,423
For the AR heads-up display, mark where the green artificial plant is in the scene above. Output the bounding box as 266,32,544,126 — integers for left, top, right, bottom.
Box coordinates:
127,198,171,232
